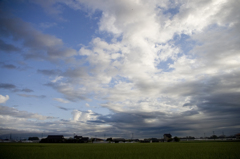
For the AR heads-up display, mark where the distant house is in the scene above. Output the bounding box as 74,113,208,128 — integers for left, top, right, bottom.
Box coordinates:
73,135,89,143
149,138,159,142
40,135,64,143
130,139,139,142
91,138,104,142
81,137,89,143
64,136,89,143
107,137,128,142
28,137,40,143
163,134,172,142
112,138,125,143
236,133,240,139
74,135,82,139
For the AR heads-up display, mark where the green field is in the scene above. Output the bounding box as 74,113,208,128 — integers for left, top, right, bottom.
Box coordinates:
0,141,239,159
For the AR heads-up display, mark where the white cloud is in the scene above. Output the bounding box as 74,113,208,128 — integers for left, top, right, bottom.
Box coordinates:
37,0,238,116
0,95,9,103
53,98,70,103
85,103,90,107
71,109,97,122
51,76,63,83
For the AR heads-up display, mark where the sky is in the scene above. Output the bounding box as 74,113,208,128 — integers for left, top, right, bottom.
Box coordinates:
0,0,240,139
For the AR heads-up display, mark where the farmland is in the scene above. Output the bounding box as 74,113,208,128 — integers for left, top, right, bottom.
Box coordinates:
0,141,239,159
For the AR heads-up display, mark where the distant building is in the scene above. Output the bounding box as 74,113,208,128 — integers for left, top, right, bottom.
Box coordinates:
142,138,159,143
40,135,64,143
149,138,159,142
236,133,240,139
65,136,89,143
74,135,89,142
28,137,40,143
28,137,39,140
112,138,125,143
130,139,139,142
74,135,82,139
77,137,89,143
106,137,125,143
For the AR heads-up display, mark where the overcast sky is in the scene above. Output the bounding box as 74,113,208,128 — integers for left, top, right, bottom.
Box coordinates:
0,0,240,139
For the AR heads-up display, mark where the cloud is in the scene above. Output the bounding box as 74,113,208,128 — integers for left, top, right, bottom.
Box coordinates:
71,109,98,122
0,95,9,103
39,22,57,29
51,76,63,83
0,83,34,93
0,106,55,120
18,94,46,98
45,82,87,102
29,0,82,18
1,0,240,138
56,106,71,111
21,88,34,93
1,64,17,69
36,0,240,117
0,83,16,89
53,98,70,103
0,39,21,53
85,103,90,107
0,14,77,61
13,88,34,93
37,69,62,76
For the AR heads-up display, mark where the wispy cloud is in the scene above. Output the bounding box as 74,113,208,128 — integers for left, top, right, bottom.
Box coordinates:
0,83,33,93
0,106,55,120
18,94,46,98
56,106,71,111
37,69,62,76
53,98,70,103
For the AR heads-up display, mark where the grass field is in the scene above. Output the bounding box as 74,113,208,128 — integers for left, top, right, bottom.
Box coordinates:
0,141,239,159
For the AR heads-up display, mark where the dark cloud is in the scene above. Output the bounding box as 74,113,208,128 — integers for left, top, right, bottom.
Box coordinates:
0,83,34,93
0,82,34,93
0,39,21,53
0,14,76,61
45,82,87,102
21,88,34,93
62,67,87,78
17,94,46,98
56,106,71,111
0,83,16,89
1,64,17,69
88,102,240,138
13,88,34,93
37,69,62,76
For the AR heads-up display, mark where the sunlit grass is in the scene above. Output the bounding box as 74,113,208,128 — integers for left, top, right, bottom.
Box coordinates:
0,141,239,159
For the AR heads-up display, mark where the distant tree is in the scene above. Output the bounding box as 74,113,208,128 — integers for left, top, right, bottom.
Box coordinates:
173,136,180,142
90,138,96,143
167,138,173,142
218,135,226,139
106,138,112,141
211,135,218,139
28,137,39,140
186,136,195,139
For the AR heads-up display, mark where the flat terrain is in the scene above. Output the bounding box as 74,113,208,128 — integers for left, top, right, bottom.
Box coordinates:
0,141,239,159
